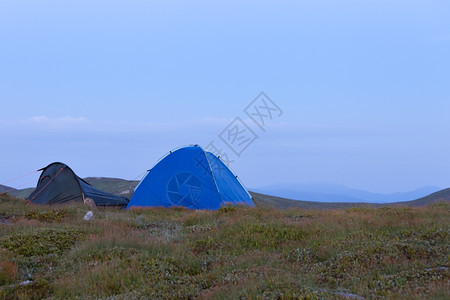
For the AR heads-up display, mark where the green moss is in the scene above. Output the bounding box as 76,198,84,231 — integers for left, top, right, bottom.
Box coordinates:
192,236,218,254
225,222,305,250
217,205,237,214
24,209,71,223
0,229,82,257
0,278,53,300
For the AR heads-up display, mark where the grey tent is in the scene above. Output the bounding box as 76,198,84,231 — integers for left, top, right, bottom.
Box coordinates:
27,162,129,207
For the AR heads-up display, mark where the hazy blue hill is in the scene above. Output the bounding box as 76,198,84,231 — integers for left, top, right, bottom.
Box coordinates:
8,188,34,199
393,188,450,206
253,182,441,203
1,185,34,199
250,189,449,209
0,184,15,193
7,177,448,209
250,192,375,209
83,177,139,199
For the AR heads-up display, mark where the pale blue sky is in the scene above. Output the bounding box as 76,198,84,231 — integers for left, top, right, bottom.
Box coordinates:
1,0,449,193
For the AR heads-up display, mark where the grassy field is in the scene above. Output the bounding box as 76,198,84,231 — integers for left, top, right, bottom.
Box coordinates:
0,194,448,299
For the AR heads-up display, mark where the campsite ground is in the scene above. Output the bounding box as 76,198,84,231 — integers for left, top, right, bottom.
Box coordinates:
0,194,448,299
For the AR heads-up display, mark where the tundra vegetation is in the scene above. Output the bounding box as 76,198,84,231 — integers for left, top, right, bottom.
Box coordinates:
0,194,448,299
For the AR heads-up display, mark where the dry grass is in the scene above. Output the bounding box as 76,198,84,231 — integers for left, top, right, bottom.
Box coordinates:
0,194,448,299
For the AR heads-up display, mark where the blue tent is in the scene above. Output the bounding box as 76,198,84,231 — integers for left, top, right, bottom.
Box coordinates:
126,145,254,209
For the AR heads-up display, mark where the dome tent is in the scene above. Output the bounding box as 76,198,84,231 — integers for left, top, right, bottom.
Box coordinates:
27,162,129,207
126,145,255,210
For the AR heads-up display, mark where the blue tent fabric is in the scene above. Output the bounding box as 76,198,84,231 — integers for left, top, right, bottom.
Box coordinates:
127,146,254,210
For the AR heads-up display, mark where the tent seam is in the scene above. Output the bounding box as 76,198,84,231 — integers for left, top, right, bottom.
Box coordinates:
202,148,225,207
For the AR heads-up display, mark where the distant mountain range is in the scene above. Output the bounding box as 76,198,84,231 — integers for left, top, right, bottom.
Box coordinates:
0,184,15,193
3,178,448,209
250,188,450,209
83,177,139,199
6,187,34,199
251,182,442,203
396,188,450,206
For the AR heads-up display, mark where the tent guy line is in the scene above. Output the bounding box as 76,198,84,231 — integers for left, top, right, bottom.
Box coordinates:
0,169,39,187
26,167,64,205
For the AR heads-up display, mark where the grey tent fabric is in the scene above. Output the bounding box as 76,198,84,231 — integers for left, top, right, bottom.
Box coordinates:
27,162,129,207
